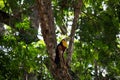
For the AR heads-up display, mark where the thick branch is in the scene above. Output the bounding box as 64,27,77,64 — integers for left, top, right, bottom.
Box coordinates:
67,0,82,66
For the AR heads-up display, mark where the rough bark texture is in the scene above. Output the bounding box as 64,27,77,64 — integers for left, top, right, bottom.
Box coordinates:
67,0,83,67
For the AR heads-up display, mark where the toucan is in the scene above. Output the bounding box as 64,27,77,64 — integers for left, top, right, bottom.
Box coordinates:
55,39,67,67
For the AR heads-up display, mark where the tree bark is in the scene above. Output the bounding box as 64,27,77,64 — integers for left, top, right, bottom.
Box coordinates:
67,0,83,67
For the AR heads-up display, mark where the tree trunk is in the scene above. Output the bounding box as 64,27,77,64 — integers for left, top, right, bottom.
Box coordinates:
36,0,57,60
36,0,73,79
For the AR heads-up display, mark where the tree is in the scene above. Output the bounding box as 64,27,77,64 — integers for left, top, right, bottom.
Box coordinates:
0,0,120,80
36,0,82,79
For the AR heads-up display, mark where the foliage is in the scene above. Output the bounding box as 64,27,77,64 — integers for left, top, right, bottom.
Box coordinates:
72,0,120,79
0,0,120,80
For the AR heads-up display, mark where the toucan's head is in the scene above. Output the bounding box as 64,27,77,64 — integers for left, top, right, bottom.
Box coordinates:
61,37,70,48
61,39,67,48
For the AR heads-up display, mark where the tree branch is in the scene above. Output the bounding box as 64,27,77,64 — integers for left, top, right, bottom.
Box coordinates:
67,0,83,67
0,9,38,44
0,5,35,27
